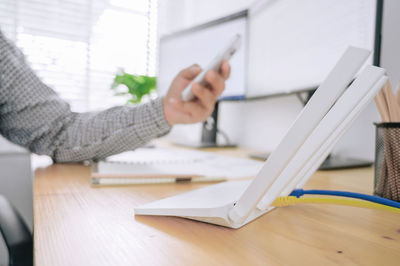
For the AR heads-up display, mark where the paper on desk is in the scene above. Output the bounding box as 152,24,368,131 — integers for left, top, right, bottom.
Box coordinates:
94,147,264,179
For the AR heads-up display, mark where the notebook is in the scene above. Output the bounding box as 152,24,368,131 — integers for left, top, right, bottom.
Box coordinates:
134,47,388,228
91,147,264,185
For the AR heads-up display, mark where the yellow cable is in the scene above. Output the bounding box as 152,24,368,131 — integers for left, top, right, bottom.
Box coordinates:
272,196,400,214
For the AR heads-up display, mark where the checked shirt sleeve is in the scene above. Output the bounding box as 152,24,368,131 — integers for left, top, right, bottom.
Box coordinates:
0,31,171,162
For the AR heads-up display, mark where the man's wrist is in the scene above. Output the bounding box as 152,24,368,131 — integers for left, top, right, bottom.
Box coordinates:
162,96,174,127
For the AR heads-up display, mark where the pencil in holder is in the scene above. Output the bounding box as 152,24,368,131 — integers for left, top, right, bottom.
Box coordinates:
374,123,400,202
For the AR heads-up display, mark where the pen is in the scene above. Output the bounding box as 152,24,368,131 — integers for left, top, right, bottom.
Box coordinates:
91,176,227,186
375,81,400,122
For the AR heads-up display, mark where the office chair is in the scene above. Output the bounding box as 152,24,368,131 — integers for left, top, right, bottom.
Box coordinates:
0,195,33,266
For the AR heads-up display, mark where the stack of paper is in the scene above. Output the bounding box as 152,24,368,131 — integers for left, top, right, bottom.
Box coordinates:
91,147,264,185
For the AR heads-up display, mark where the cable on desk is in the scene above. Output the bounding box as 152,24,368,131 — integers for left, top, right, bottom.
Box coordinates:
271,196,400,214
289,189,400,209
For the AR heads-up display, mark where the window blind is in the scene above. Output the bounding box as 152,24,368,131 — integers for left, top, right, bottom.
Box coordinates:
0,0,158,112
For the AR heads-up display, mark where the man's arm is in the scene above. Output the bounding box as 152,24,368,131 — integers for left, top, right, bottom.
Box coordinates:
0,31,230,163
0,32,171,162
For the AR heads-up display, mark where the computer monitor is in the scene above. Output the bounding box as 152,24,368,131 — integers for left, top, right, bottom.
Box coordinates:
247,0,378,98
248,0,383,170
157,10,248,100
158,1,378,100
157,1,381,149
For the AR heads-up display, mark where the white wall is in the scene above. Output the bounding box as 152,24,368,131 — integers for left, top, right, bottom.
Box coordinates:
159,0,400,160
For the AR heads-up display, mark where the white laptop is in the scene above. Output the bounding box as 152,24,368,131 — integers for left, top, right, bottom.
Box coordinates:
135,47,387,229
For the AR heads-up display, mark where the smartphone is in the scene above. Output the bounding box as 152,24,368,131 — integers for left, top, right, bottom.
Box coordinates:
180,34,242,102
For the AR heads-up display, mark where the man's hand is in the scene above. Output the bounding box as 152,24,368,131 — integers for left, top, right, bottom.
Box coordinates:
162,61,231,126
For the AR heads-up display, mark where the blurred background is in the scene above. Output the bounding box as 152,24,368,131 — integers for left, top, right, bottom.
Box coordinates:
0,1,399,263
0,0,158,112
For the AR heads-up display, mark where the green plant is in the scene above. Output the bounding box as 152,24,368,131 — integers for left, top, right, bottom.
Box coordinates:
111,70,157,104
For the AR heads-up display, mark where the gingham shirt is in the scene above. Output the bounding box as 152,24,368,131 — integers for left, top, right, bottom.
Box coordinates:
0,30,171,162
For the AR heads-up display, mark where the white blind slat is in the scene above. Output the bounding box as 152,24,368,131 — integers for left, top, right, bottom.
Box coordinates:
1,0,158,112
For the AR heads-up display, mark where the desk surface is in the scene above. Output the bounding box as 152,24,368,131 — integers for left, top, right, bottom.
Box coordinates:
33,148,400,266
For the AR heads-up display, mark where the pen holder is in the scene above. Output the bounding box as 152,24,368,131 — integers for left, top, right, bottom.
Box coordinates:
374,123,400,202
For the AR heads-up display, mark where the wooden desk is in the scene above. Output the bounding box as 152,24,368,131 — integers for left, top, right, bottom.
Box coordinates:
34,150,400,266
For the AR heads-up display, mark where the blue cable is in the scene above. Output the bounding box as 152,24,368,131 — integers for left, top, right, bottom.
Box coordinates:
289,189,400,209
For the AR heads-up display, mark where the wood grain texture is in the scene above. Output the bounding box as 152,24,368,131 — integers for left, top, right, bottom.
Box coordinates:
34,148,400,266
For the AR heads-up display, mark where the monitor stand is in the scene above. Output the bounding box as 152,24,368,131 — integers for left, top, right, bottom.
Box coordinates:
173,102,236,148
